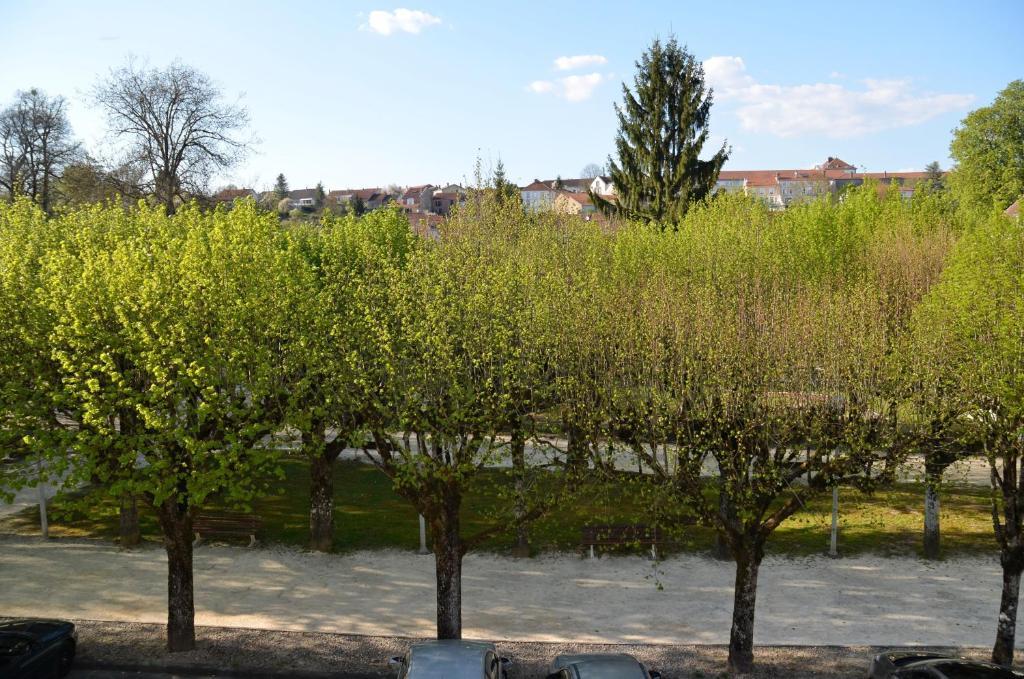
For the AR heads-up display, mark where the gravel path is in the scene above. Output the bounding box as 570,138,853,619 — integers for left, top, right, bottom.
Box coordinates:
0,534,1010,648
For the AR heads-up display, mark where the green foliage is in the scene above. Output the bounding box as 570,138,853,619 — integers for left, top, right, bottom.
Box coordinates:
0,199,67,497
596,36,729,226
31,200,287,511
273,207,414,451
949,80,1024,213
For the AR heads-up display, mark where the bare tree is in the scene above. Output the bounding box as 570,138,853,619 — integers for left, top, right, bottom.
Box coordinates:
580,162,604,178
0,89,80,212
92,60,251,214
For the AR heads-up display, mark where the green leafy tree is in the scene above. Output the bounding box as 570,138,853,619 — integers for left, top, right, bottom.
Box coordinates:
0,199,67,499
39,201,285,651
589,189,949,672
592,37,729,226
272,208,414,551
909,214,1024,666
949,80,1024,212
355,211,563,638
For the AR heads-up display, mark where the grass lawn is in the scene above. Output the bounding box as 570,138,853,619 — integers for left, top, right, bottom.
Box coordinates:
0,458,996,558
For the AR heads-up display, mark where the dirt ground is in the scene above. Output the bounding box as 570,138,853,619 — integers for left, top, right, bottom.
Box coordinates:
66,619,1015,678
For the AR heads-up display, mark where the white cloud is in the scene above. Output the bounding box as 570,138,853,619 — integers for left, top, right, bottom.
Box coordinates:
703,56,974,138
363,8,441,35
554,54,608,71
528,72,607,102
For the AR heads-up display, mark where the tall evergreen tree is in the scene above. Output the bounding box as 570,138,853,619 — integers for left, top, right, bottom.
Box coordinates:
274,173,289,200
491,159,520,207
593,37,728,227
350,194,366,217
924,161,944,191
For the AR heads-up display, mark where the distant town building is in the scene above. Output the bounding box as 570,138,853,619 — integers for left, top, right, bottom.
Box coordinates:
287,188,319,209
327,188,393,210
212,187,257,206
431,189,464,216
399,184,436,212
713,157,936,209
520,177,615,213
1006,198,1020,219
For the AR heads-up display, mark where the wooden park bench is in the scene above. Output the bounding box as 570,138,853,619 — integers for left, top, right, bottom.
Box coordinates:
581,523,666,559
193,511,262,547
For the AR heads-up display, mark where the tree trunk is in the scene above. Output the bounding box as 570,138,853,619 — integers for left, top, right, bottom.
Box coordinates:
432,493,464,639
156,499,195,652
713,492,732,561
993,560,1022,666
511,427,529,557
119,493,141,547
309,450,336,552
727,541,763,674
566,427,587,476
923,479,941,560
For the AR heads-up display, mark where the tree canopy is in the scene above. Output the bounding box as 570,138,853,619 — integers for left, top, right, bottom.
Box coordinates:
92,60,251,214
949,80,1024,213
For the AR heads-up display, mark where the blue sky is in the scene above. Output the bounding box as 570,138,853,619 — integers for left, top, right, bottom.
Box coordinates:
1,1,1021,192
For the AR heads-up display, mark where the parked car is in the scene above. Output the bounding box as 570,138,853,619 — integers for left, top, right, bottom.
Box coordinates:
547,653,662,679
389,640,510,679
869,651,1024,678
0,619,76,678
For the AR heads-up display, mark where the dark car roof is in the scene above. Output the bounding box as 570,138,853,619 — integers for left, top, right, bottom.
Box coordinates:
552,653,649,679
407,639,495,679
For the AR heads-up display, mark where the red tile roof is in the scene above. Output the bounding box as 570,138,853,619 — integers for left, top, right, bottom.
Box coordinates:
819,157,856,171
1006,199,1020,217
521,180,554,191
214,188,255,201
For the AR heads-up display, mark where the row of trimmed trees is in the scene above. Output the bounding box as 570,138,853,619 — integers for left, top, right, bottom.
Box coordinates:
1,184,1021,672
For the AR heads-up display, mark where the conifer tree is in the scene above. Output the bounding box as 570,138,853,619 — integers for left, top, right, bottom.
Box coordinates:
492,159,520,207
274,173,289,199
593,37,729,227
350,194,366,216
